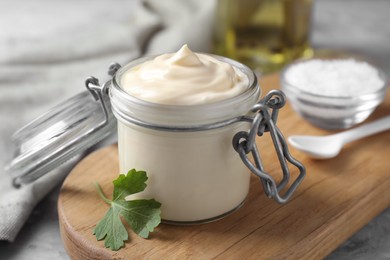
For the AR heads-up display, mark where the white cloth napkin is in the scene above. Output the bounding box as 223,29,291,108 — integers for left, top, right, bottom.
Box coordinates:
0,0,216,242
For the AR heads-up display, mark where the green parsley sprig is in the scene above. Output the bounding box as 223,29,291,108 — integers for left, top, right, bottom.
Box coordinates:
93,169,161,251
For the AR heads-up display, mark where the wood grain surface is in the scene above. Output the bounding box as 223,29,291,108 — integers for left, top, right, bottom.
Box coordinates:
58,74,390,260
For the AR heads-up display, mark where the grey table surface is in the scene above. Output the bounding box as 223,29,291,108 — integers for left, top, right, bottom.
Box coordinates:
1,0,390,259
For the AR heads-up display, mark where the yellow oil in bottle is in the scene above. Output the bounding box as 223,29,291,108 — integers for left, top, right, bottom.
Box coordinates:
213,0,313,74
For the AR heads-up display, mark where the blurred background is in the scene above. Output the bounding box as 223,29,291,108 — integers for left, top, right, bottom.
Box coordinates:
0,0,389,259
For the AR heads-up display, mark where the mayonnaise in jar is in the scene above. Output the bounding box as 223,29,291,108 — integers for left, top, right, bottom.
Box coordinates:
110,45,260,222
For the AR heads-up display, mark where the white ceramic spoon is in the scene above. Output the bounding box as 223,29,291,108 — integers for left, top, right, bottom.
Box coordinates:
288,115,390,159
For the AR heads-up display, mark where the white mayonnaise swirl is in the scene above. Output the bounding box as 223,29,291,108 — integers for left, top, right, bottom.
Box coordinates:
120,44,249,105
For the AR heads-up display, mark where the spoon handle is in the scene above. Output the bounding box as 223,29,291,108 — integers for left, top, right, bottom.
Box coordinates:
336,115,390,144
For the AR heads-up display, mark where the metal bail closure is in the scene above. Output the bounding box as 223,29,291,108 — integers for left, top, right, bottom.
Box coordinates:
233,90,306,204
7,63,121,187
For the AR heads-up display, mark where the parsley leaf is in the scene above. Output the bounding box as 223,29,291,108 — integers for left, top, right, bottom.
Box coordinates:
93,169,161,251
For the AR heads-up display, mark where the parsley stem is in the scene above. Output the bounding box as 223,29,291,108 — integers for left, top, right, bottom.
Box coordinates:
94,182,112,205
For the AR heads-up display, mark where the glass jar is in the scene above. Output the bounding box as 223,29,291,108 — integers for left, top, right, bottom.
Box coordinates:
7,54,305,224
110,55,260,223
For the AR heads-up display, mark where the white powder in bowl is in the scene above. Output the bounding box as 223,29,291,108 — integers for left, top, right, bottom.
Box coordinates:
284,59,385,97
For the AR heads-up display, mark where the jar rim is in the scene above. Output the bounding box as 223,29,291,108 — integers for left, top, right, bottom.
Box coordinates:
110,54,260,130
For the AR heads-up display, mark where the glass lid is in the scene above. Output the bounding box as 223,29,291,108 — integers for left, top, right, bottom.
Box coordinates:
6,77,116,187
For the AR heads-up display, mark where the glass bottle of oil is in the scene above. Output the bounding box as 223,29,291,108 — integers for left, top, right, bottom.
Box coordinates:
213,0,313,74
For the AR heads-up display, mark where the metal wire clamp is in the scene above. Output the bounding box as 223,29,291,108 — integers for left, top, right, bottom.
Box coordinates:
84,62,122,129
232,90,306,204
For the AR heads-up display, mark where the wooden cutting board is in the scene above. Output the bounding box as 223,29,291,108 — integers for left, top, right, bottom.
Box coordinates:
58,74,390,260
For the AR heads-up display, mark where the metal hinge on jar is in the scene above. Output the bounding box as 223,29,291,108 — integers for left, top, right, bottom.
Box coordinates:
233,90,306,203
